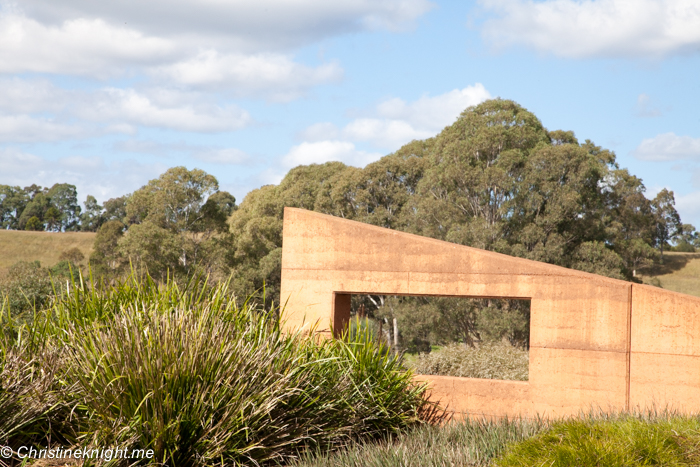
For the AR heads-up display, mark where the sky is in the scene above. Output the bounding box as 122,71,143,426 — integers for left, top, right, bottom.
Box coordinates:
1,0,699,226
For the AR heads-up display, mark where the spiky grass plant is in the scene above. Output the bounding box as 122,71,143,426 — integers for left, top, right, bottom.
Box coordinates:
0,305,78,449
291,416,547,467
50,273,435,466
409,341,529,381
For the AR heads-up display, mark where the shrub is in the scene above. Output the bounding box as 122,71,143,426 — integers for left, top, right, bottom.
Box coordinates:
0,310,79,449
672,241,696,253
0,261,53,320
42,273,437,466
494,413,700,466
58,247,85,264
408,341,529,381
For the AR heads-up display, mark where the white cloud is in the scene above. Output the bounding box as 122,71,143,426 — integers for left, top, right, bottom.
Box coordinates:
479,0,700,58
633,133,700,161
16,0,434,51
0,0,433,101
0,6,345,98
0,147,44,174
344,84,490,148
0,115,85,142
375,84,491,130
675,190,700,228
0,147,167,202
0,78,68,113
299,84,491,150
0,10,176,77
282,141,382,168
342,119,433,149
636,93,663,118
298,122,340,142
0,80,253,141
113,139,251,165
193,148,251,165
77,88,252,133
156,51,343,100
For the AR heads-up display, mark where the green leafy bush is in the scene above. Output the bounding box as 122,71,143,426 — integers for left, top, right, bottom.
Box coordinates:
672,241,696,253
408,341,529,381
0,261,53,320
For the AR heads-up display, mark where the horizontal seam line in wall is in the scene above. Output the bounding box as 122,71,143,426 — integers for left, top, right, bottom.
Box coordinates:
531,346,629,354
630,350,700,358
282,267,616,279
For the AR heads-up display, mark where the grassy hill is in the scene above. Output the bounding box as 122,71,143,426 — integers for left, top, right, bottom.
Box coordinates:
638,252,700,297
0,229,95,275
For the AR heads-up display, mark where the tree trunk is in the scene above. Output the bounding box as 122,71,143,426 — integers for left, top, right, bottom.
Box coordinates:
393,317,399,353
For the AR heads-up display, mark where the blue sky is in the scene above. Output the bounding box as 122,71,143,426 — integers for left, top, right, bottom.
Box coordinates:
1,0,699,226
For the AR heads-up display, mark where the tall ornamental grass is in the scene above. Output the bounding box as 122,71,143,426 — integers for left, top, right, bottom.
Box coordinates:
292,416,547,467
0,273,439,466
0,318,78,449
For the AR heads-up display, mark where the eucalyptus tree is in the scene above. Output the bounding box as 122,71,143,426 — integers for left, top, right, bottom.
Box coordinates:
116,167,235,280
651,188,681,261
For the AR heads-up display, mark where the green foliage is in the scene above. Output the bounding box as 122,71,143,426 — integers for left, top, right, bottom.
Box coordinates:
672,241,696,253
569,241,626,279
0,261,53,319
19,192,51,230
227,98,686,319
1,272,436,466
227,162,348,307
651,188,682,261
0,332,78,448
494,414,700,467
409,341,529,381
677,224,700,248
80,194,104,231
49,260,81,283
23,215,44,231
103,195,129,224
368,296,530,354
58,246,85,264
89,220,127,281
292,417,546,467
46,183,81,231
1,183,81,231
119,166,235,281
0,185,30,229
416,99,549,247
315,141,431,230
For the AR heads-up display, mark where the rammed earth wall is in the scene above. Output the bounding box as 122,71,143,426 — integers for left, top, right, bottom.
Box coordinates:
279,207,700,419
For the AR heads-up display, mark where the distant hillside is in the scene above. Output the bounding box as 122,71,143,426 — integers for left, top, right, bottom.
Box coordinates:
0,229,95,275
639,252,700,298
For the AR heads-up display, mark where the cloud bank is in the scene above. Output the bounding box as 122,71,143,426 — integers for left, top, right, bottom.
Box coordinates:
480,0,700,58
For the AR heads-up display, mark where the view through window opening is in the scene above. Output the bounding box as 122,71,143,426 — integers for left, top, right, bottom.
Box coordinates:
348,294,531,381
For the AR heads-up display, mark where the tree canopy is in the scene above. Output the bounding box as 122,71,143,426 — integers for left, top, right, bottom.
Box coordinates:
89,167,236,282
3,99,692,350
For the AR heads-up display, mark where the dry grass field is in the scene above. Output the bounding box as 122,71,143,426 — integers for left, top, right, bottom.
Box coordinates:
0,229,95,276
638,252,700,297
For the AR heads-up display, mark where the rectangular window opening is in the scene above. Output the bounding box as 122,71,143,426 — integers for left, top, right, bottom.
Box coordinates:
349,294,530,381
